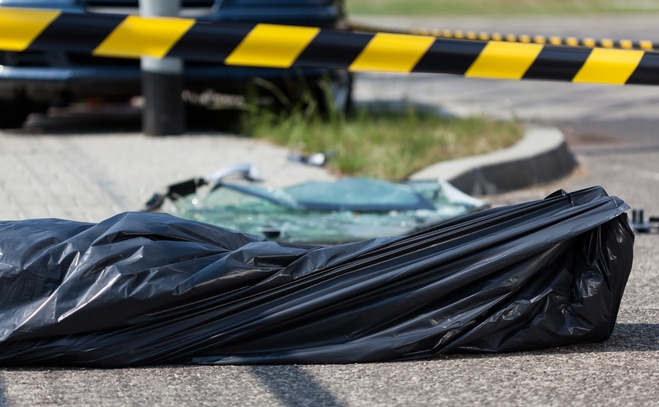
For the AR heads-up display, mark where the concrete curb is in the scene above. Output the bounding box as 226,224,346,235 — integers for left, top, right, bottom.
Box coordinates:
409,127,577,196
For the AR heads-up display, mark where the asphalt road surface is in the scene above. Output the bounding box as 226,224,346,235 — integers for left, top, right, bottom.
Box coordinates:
1,15,659,407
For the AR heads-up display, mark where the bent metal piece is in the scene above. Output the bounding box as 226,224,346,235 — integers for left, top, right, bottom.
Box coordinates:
2,7,659,85
0,186,633,367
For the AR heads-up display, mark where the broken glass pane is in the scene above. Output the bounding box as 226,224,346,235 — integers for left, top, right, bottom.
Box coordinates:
164,178,488,244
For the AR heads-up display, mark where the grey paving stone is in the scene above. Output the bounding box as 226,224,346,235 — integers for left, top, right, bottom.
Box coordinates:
0,133,335,222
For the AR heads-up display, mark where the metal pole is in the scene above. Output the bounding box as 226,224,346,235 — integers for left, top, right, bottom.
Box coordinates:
139,0,185,135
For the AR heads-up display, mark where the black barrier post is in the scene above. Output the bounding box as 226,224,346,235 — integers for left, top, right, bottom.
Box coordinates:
139,0,185,135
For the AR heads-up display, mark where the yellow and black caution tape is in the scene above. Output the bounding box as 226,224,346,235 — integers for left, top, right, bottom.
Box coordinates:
2,8,659,86
349,23,656,51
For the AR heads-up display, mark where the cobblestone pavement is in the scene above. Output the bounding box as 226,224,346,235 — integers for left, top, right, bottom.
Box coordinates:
0,118,333,222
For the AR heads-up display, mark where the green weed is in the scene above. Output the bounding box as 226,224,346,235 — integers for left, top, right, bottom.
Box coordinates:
241,79,522,181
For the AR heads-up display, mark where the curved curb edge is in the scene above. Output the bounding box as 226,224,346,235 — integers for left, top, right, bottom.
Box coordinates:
409,127,577,196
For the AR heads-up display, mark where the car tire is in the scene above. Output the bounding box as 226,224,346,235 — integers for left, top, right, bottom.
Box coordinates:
0,97,33,129
316,71,353,115
277,72,353,117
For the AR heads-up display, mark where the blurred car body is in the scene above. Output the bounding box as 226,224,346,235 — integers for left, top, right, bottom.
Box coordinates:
0,0,347,127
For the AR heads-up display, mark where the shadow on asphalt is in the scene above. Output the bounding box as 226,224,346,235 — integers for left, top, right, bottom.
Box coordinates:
0,324,654,396
3,104,245,136
3,100,456,136
436,323,659,362
602,323,659,351
249,365,345,407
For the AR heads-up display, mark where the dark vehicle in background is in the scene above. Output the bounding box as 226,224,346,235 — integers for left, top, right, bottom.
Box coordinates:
0,0,348,128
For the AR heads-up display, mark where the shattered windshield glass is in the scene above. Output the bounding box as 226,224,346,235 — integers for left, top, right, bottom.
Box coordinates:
164,177,488,245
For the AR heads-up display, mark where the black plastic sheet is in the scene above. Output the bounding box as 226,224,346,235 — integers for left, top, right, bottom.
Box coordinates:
0,186,633,367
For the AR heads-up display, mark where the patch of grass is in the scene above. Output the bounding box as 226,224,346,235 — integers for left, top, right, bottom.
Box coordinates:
243,98,522,181
346,0,659,16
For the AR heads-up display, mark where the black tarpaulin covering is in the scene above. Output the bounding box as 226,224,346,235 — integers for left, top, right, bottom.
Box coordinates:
0,186,633,367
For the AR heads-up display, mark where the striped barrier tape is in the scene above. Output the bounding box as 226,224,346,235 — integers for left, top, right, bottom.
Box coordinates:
2,8,659,86
349,23,656,51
